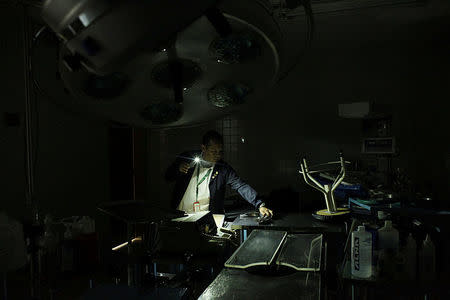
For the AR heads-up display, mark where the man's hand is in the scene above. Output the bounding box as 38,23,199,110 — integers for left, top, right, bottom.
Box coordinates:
179,162,190,174
259,206,273,217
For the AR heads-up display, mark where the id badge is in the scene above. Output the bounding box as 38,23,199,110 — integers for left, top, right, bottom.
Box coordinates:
193,201,200,212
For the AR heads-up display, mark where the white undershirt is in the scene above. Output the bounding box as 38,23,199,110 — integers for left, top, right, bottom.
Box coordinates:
177,164,214,213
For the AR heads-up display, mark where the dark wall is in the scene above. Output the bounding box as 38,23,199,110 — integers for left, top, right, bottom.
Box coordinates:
0,5,110,221
1,4,26,218
148,2,450,209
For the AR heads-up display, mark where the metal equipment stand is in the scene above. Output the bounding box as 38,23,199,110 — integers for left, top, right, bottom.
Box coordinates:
300,153,350,221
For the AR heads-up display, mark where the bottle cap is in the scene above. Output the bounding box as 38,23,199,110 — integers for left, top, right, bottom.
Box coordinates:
377,211,387,220
357,225,365,231
406,233,416,245
384,220,392,228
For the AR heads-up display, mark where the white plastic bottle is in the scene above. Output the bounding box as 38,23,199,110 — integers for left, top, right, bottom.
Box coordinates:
351,225,373,278
377,220,399,251
419,234,436,281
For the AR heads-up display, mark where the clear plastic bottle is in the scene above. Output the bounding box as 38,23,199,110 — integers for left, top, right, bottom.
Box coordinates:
404,233,417,280
61,224,74,272
377,220,399,251
351,225,373,278
419,234,436,281
376,221,399,279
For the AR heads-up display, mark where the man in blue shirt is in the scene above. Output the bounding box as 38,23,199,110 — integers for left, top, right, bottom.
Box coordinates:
165,130,273,217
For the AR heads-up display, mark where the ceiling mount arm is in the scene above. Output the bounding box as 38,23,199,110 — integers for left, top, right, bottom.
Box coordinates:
167,44,184,104
205,7,232,37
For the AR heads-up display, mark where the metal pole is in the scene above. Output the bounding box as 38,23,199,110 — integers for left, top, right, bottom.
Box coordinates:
323,185,337,213
22,3,38,223
22,6,42,300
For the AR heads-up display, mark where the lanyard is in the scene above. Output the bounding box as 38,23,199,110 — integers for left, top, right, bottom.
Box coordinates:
197,168,212,187
194,166,212,211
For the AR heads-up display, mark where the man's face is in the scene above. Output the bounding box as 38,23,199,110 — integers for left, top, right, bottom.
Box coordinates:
201,141,223,163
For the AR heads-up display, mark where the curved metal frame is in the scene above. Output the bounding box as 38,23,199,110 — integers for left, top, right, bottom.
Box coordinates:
299,154,346,213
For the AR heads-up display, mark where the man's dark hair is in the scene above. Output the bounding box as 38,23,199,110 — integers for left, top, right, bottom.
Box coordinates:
202,130,223,146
